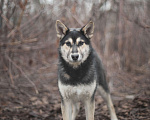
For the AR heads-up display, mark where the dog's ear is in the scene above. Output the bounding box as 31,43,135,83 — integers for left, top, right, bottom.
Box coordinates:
81,21,94,39
56,20,69,39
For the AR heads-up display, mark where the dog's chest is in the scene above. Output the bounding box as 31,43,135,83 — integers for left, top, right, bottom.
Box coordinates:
58,81,96,102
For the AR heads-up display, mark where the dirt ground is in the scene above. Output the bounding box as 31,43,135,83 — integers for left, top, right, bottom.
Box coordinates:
0,58,150,120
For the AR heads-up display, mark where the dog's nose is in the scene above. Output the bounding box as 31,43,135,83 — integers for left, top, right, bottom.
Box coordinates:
71,54,79,61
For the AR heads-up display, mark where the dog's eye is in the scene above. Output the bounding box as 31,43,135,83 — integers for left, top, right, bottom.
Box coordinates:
66,42,71,47
78,41,84,46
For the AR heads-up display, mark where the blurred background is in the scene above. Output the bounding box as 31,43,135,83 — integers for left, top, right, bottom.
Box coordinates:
0,0,150,120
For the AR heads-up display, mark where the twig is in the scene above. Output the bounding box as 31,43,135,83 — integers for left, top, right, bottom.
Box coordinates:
6,0,28,39
0,10,13,29
20,11,42,30
123,14,150,29
8,66,14,86
6,55,39,94
64,7,84,26
7,11,42,38
2,41,56,53
0,38,37,47
7,26,19,38
17,0,28,28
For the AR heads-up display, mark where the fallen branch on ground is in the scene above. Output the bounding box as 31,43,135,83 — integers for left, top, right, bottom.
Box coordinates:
6,55,39,94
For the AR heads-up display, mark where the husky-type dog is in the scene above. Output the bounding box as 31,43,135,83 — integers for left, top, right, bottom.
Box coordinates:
56,20,118,120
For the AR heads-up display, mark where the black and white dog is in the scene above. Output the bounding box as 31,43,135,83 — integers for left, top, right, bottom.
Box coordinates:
56,20,118,120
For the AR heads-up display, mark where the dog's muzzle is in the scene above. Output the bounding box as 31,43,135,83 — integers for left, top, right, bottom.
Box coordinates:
71,53,79,61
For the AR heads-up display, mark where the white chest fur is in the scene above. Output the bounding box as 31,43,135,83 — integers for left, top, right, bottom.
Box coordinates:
58,80,96,102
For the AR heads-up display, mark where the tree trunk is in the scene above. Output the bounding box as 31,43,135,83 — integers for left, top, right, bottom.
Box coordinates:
0,0,4,30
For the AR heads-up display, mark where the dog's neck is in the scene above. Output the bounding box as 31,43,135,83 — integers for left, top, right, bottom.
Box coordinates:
58,50,95,85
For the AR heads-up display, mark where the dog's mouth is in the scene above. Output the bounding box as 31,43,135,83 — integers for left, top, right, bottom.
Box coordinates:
69,59,82,63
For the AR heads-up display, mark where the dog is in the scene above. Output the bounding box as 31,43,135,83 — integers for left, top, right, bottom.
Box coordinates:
55,20,118,120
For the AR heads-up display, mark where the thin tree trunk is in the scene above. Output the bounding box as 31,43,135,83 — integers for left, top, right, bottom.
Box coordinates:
118,0,123,55
0,0,4,30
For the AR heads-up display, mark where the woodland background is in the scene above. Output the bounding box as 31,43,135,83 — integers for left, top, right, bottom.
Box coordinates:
0,0,150,120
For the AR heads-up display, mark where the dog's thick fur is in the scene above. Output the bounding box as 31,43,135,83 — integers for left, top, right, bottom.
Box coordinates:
56,20,118,120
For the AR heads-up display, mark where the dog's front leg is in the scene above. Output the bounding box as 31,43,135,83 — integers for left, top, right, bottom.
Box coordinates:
72,102,80,120
84,99,95,120
61,100,72,120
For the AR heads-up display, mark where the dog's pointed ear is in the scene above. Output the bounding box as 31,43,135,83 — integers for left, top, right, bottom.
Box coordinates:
81,21,94,39
56,20,69,39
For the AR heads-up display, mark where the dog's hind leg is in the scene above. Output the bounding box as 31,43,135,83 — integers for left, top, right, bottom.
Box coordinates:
97,85,118,120
61,100,72,120
84,99,95,120
72,102,80,120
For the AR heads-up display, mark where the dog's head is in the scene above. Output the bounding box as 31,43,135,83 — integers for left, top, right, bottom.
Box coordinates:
56,20,94,68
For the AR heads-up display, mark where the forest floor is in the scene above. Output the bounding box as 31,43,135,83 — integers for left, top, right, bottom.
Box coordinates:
0,58,150,120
